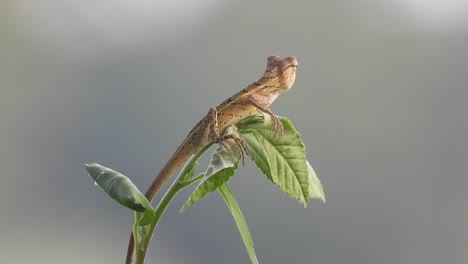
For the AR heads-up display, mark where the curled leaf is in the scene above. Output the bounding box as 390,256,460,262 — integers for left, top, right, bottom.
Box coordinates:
181,135,241,211
84,163,154,213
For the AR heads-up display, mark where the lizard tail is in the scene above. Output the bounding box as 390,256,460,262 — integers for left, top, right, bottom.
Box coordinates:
144,143,193,202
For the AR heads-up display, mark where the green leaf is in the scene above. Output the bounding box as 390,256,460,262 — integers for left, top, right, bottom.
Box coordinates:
133,213,152,251
218,184,258,264
135,209,156,226
84,163,154,213
181,144,241,212
182,158,198,181
306,161,326,203
239,115,310,205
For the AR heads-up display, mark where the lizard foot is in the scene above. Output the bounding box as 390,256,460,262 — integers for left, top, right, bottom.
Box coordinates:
215,134,249,166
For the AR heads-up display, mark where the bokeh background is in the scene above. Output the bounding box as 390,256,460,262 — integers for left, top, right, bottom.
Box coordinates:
1,1,467,263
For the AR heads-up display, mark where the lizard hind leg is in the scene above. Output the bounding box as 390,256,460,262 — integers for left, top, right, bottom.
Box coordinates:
207,107,249,166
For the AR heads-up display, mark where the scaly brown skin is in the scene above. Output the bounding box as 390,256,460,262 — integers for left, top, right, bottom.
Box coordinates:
126,56,298,264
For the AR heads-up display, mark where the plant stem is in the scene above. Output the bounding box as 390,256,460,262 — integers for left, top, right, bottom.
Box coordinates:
132,144,211,264
134,180,184,263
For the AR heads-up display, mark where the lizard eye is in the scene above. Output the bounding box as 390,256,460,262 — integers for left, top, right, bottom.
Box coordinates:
280,57,298,72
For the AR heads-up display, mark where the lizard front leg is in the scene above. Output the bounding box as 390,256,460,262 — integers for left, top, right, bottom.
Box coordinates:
248,94,284,137
207,108,248,165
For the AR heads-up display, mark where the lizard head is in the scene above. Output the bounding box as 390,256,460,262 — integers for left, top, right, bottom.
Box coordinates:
264,56,298,91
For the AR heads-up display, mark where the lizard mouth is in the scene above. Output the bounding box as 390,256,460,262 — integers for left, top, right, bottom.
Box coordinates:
288,64,298,73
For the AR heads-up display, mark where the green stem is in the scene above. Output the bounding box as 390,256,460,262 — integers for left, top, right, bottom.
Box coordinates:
133,144,212,264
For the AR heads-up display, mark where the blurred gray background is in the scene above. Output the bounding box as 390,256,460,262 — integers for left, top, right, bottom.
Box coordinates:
1,0,467,263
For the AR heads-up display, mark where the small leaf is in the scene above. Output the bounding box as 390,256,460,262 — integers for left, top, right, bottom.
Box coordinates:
181,141,241,211
306,161,325,203
236,114,265,127
133,214,152,250
84,163,154,213
218,184,258,264
183,159,198,180
239,115,310,205
135,209,156,226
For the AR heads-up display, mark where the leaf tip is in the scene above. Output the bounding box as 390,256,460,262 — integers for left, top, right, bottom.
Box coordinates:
83,163,92,172
84,162,98,169
84,163,103,179
320,196,326,203
180,201,192,212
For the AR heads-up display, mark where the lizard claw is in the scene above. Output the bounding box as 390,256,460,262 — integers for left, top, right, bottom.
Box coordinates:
216,134,249,166
272,115,284,138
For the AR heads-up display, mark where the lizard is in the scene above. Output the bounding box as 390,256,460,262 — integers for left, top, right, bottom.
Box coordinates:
145,55,298,201
126,55,298,263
